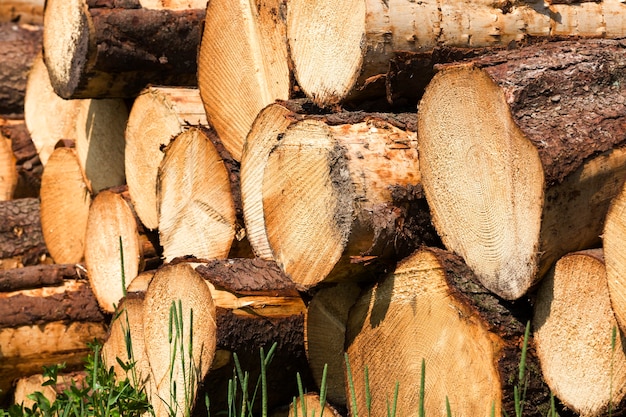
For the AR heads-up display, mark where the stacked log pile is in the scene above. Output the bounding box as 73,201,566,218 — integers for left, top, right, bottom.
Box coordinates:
1,0,626,416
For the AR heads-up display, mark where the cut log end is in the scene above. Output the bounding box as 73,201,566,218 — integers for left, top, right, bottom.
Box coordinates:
287,0,365,106
534,249,626,416
42,0,89,99
262,120,352,289
418,64,544,300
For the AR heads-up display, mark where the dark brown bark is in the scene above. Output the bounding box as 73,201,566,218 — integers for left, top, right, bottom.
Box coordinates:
0,280,106,329
0,23,42,115
1,121,42,198
0,263,85,292
44,1,204,98
0,198,47,265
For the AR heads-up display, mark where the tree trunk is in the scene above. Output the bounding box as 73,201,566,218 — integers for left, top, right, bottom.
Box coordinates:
417,38,626,300
125,86,208,230
24,54,128,178
158,126,252,262
197,0,291,161
42,0,206,99
0,198,47,267
0,278,107,402
1,119,42,199
84,186,161,314
533,249,626,416
257,103,440,290
0,0,44,25
40,146,92,264
0,22,42,115
345,247,552,417
286,0,626,107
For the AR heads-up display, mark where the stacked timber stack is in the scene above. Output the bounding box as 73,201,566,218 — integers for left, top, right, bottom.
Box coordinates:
1,0,626,415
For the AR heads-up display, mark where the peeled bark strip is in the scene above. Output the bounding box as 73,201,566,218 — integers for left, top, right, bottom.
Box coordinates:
0,321,107,404
42,0,206,99
40,147,92,264
261,108,440,290
305,282,361,407
534,249,626,416
158,127,250,262
287,0,626,106
346,247,549,417
84,188,152,313
198,0,291,161
604,182,626,334
143,262,217,417
417,39,626,300
1,120,42,198
0,198,47,266
24,54,128,174
125,86,208,230
0,22,42,115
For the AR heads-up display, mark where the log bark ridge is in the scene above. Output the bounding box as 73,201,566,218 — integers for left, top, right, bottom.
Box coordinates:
417,38,626,300
43,0,206,98
0,198,47,266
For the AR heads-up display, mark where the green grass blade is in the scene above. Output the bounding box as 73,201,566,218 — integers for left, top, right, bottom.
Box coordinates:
419,358,425,417
344,353,359,417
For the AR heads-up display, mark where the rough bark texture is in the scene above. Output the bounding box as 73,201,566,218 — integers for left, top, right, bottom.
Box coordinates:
0,198,47,266
0,263,86,292
43,0,205,98
0,22,42,115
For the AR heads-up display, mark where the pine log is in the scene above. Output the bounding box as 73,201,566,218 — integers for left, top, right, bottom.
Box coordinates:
258,104,440,290
40,146,92,264
125,86,208,230
0,263,86,292
533,249,626,416
287,393,342,417
84,187,161,313
0,0,44,25
345,247,551,417
197,0,291,161
0,198,47,267
0,279,107,401
158,127,251,262
42,0,206,99
24,54,128,177
304,282,361,407
0,133,17,200
0,22,42,115
604,181,626,335
287,0,626,107
417,38,626,300
1,120,42,198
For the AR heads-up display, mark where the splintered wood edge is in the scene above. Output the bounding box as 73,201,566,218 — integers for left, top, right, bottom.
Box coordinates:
158,128,236,261
345,248,504,416
287,0,365,106
241,103,294,260
198,0,290,161
42,0,89,98
84,190,141,313
262,119,353,289
534,249,626,415
417,65,544,300
40,147,92,264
